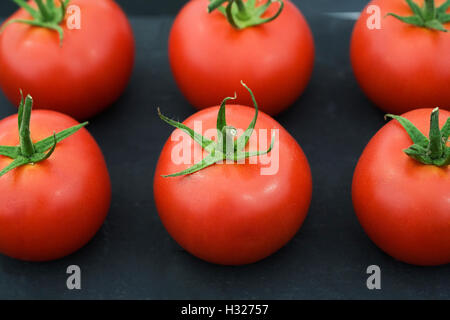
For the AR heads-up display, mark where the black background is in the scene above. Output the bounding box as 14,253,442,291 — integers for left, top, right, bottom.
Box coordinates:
0,1,449,300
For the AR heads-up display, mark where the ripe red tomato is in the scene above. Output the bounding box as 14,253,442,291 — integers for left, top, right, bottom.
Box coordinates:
351,0,450,114
154,99,312,265
0,106,111,261
352,108,450,266
169,0,314,116
0,0,135,119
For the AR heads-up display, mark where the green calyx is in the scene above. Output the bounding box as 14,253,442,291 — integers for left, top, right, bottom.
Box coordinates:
0,0,71,46
386,108,450,167
388,0,450,32
208,0,284,29
0,92,88,178
158,81,276,177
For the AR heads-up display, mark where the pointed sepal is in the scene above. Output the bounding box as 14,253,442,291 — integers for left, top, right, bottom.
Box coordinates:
0,92,89,178
159,82,277,177
386,108,450,167
208,0,284,29
388,0,450,32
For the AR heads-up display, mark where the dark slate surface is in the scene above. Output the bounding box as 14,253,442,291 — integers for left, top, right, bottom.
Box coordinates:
0,0,368,16
0,1,449,300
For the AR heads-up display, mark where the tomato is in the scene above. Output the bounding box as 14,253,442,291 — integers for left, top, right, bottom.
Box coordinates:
154,84,312,265
351,0,450,114
0,95,111,261
352,108,450,266
169,0,314,116
0,0,135,119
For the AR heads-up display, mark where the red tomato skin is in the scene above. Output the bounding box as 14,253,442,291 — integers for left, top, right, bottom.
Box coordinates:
0,0,135,120
169,0,314,116
0,111,111,261
352,109,450,266
154,105,312,265
351,0,450,114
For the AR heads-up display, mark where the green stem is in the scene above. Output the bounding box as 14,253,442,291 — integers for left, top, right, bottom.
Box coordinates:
1,0,71,45
388,0,450,32
34,0,52,21
221,126,237,155
424,0,436,19
158,81,276,177
234,0,249,20
208,0,228,12
234,0,246,12
429,107,443,159
386,108,450,167
19,96,35,157
208,0,284,29
13,0,40,19
0,92,88,178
